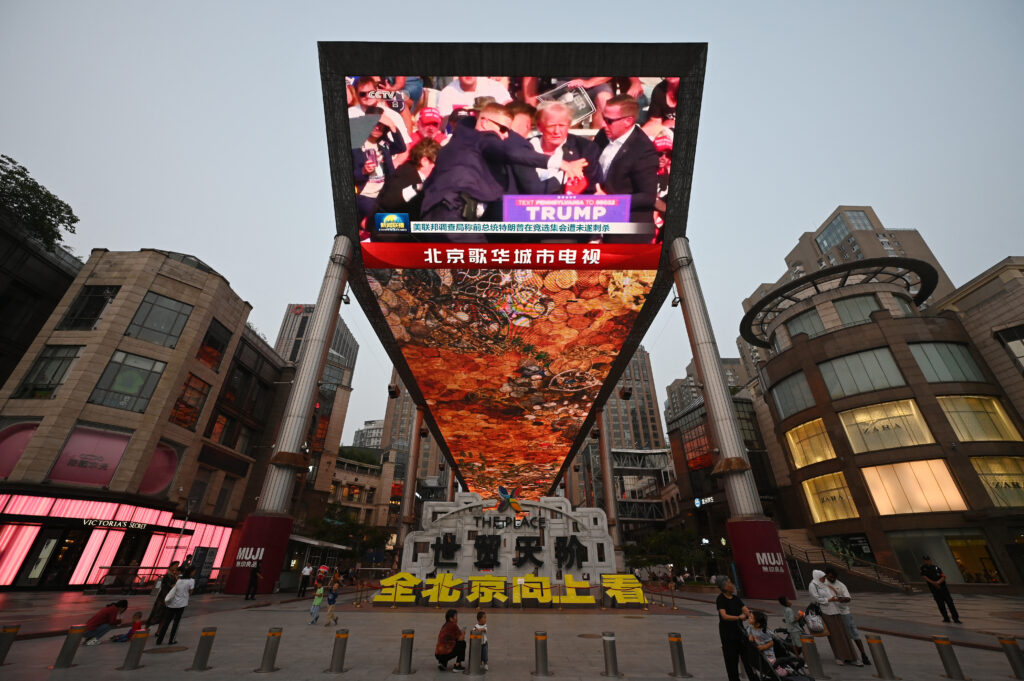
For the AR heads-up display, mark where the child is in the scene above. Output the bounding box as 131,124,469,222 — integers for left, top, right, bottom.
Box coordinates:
110,611,144,642
472,611,489,671
748,611,776,666
778,595,804,654
309,584,325,624
323,581,339,627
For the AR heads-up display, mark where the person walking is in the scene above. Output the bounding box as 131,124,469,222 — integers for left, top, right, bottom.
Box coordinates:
155,565,195,645
146,561,179,626
435,608,466,671
297,564,313,598
309,584,325,624
920,555,961,623
323,581,339,627
809,569,856,666
245,560,262,600
82,600,128,645
715,576,756,681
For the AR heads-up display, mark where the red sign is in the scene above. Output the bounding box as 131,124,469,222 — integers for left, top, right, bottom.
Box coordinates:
362,243,661,270
727,518,796,600
223,515,294,595
47,426,130,487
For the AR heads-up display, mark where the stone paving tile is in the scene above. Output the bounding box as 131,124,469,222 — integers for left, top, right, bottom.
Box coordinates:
1,596,1017,681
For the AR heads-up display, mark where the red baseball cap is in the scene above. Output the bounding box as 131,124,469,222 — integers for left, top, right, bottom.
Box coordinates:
418,107,443,125
653,135,673,152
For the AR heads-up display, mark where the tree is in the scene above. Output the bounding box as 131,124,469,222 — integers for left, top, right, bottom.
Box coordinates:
0,155,78,251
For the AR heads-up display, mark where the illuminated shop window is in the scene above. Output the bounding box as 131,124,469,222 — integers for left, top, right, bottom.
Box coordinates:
839,399,935,453
802,472,859,523
862,460,967,515
818,347,905,400
785,308,825,340
88,351,166,413
946,537,1003,583
124,291,193,348
169,373,211,430
785,419,837,468
834,294,880,326
910,343,986,383
13,345,82,399
971,457,1024,507
771,372,814,420
938,396,1023,442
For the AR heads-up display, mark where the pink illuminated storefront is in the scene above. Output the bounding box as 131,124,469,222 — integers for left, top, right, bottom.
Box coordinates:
0,494,233,590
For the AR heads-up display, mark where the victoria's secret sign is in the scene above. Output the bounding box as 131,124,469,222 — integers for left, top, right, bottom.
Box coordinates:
83,518,149,530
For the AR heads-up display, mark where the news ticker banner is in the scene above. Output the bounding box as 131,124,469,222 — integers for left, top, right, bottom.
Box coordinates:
375,572,648,607
362,243,661,269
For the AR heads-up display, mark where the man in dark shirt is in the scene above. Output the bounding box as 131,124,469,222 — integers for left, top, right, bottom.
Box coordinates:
715,576,756,681
920,555,961,623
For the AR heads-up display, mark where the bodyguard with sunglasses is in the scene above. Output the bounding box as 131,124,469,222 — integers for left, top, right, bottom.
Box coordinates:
593,94,659,232
421,102,588,238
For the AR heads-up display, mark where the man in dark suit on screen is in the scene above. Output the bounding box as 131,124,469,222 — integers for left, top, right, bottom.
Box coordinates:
593,94,659,241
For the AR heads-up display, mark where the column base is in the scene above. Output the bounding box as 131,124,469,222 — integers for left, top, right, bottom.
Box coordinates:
727,518,796,600
223,514,294,595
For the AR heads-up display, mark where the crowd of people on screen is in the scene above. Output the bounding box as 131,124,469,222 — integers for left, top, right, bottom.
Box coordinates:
349,76,679,243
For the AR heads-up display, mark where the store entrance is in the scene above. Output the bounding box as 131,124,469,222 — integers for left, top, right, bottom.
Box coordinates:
15,527,91,588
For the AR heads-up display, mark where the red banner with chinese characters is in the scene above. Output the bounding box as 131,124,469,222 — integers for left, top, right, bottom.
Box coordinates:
361,243,662,270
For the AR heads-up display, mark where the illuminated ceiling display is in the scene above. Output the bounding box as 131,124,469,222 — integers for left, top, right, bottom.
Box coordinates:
320,44,707,499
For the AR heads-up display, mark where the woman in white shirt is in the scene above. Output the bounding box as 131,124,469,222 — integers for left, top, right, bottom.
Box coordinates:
155,565,195,645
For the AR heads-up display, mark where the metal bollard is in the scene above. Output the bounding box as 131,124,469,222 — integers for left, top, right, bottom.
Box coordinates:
601,631,621,678
254,627,283,673
187,627,217,671
667,632,692,678
396,629,414,675
326,629,348,674
0,624,19,665
51,624,87,669
865,634,900,680
532,631,550,677
1000,637,1024,679
118,627,148,670
799,636,830,680
933,636,967,680
467,631,483,675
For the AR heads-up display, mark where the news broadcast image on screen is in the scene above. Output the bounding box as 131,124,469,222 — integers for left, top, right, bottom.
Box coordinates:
346,74,679,498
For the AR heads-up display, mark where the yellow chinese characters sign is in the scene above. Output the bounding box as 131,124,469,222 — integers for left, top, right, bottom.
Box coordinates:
374,572,643,607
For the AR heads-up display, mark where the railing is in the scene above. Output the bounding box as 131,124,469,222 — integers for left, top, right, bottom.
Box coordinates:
779,540,910,591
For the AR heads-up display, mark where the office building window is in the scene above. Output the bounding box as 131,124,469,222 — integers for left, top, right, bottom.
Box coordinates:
862,460,967,515
819,347,905,400
846,210,873,230
771,372,815,420
996,325,1024,373
839,399,935,453
13,345,82,399
88,351,166,413
212,476,236,516
893,296,916,316
785,308,825,340
802,472,859,523
834,294,880,326
910,343,986,383
168,373,211,430
816,215,850,253
937,395,1023,442
785,418,837,468
57,285,120,330
196,319,231,371
971,457,1024,507
124,291,193,348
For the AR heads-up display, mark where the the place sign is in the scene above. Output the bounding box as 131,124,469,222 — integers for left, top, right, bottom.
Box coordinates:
82,519,149,530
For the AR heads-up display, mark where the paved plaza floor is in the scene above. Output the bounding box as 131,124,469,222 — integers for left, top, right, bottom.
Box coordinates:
3,588,1023,680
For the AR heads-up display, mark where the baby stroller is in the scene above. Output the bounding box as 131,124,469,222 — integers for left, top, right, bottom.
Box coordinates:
742,613,815,681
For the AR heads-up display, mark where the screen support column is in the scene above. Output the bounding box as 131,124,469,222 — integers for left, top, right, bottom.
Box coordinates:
597,409,620,550
398,407,425,549
226,234,353,594
670,236,794,598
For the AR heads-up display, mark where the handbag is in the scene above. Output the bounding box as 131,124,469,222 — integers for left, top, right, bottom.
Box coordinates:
804,603,826,634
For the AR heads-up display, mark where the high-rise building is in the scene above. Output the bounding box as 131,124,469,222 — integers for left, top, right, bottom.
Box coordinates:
0,248,294,590
380,368,442,483
601,346,666,450
353,419,385,448
273,304,359,498
664,358,750,422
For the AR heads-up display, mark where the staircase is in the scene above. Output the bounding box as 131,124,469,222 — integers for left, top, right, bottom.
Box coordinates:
778,529,915,593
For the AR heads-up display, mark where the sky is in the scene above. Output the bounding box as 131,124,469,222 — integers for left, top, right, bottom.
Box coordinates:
2,2,1023,449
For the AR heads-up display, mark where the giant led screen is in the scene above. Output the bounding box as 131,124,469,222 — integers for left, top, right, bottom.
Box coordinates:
328,63,698,499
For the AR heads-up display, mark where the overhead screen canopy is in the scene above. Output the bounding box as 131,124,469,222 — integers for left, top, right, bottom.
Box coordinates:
320,43,706,498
